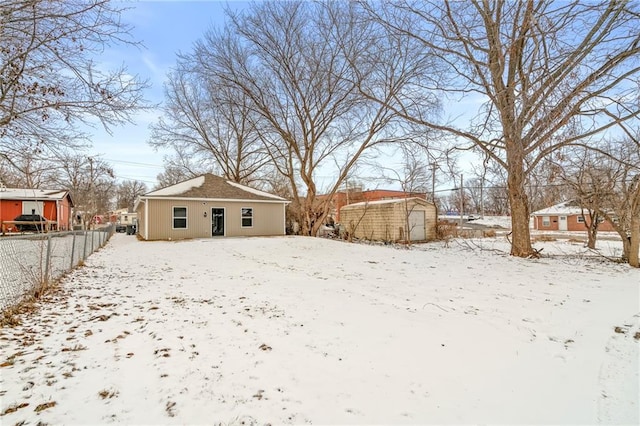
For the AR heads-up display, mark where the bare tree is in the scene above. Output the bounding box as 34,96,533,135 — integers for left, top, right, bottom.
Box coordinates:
559,148,609,249
51,154,116,228
0,0,148,165
364,0,640,257
150,64,270,185
116,180,148,212
0,153,51,188
376,147,430,245
191,1,434,236
563,139,640,266
155,152,206,190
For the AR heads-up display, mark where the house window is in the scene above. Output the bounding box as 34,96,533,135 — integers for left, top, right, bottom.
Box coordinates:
577,216,585,223
542,216,550,227
241,208,253,227
173,207,187,229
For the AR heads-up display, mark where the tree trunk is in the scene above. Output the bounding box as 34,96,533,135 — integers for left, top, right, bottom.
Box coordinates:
586,220,598,250
629,215,639,268
506,151,534,257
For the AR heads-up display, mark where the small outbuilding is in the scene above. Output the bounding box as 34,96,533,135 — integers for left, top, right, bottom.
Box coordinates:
134,174,289,241
339,197,437,242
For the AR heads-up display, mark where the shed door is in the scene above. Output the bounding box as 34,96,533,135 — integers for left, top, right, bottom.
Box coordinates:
409,210,426,241
559,215,568,231
22,201,44,215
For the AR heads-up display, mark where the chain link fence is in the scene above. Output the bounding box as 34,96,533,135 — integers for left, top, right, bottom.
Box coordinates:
0,225,114,312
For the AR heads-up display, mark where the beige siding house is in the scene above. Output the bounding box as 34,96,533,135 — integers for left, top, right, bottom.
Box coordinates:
339,198,437,242
135,174,289,241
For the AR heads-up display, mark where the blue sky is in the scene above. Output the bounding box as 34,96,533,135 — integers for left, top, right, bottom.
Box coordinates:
89,1,474,192
90,1,251,188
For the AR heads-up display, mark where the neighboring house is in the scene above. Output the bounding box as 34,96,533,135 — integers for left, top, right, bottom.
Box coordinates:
339,197,437,242
531,201,616,232
320,188,428,222
0,187,74,232
134,174,289,241
112,208,137,226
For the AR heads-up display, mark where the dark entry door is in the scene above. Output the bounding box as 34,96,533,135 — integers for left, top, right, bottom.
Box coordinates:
211,208,224,236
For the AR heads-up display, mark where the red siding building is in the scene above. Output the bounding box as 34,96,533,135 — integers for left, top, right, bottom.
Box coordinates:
0,188,74,233
531,201,616,232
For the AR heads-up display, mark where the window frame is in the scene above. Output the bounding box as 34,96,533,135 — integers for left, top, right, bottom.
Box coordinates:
542,216,550,227
241,207,253,228
577,215,585,224
172,206,188,229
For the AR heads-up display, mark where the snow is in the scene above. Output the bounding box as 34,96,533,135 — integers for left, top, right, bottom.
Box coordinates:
225,181,287,201
0,188,68,200
532,201,584,216
342,197,424,208
470,215,513,229
1,234,638,424
146,176,205,196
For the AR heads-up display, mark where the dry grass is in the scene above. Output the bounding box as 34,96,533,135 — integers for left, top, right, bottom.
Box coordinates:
98,389,119,399
61,344,87,352
165,401,177,417
567,238,585,244
533,235,557,242
1,299,39,328
34,401,56,412
1,402,29,416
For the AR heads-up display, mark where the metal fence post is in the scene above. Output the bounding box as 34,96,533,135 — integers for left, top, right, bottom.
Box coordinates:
83,230,89,260
44,234,52,284
70,231,76,269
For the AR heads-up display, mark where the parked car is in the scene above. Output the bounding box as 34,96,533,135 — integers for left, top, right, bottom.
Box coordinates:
115,222,127,233
13,214,50,232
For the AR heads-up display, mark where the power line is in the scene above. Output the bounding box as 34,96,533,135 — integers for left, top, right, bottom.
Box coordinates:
104,158,164,169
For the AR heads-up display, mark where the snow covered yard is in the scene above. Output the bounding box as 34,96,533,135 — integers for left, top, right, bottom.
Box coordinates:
1,234,638,425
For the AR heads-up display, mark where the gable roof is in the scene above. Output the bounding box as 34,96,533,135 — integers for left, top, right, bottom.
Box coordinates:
531,201,585,216
0,188,74,206
142,174,288,203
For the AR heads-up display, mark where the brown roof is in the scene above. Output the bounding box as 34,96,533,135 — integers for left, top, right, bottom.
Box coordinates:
144,174,287,202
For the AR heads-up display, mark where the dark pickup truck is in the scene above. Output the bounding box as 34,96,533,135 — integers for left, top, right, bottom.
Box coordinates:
13,214,52,232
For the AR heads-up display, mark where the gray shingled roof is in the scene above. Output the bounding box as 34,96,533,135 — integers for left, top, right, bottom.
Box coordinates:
144,174,287,202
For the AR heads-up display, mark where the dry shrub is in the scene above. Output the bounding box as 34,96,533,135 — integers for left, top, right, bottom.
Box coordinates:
483,229,497,238
437,221,458,240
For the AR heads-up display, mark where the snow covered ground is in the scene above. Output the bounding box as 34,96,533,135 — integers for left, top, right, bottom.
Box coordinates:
1,233,638,424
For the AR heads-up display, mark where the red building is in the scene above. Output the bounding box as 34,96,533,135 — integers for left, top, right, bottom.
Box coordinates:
322,189,427,222
531,201,616,232
0,187,74,233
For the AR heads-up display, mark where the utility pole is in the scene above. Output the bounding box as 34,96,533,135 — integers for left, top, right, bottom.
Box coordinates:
429,162,437,202
480,176,485,219
345,177,349,205
459,173,464,228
